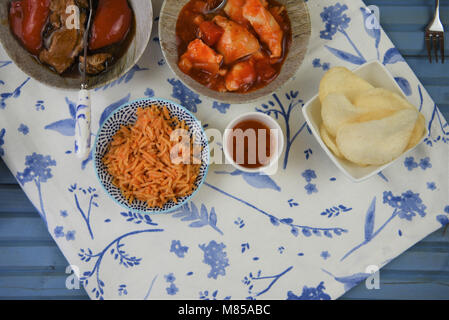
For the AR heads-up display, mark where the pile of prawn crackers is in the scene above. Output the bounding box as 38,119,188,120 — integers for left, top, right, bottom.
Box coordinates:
319,67,425,166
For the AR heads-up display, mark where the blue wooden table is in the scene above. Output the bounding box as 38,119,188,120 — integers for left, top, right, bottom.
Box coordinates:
0,0,448,300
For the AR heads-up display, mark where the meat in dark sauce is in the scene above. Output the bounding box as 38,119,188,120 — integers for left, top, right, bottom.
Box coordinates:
9,0,135,77
176,0,292,93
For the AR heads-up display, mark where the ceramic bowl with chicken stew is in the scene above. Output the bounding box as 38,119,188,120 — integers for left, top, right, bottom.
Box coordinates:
0,0,152,89
160,0,311,104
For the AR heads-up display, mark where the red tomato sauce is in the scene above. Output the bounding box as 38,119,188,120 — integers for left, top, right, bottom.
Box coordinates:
230,119,272,169
176,0,292,94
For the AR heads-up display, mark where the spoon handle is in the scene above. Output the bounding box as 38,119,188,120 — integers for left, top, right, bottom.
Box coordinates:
74,88,91,159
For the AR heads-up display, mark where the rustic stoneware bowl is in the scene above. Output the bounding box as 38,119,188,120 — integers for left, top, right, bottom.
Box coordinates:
159,0,311,104
0,0,153,90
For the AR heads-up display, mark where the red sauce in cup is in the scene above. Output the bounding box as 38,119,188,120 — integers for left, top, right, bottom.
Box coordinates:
230,119,272,168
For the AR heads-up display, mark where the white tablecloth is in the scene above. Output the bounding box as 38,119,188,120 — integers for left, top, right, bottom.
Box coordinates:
1,0,448,300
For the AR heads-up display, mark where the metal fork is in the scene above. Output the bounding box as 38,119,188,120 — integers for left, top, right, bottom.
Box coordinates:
425,0,445,63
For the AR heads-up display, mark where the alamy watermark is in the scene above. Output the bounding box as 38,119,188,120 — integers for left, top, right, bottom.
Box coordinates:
365,5,381,30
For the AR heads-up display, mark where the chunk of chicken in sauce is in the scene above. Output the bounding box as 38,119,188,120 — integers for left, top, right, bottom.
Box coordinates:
212,15,260,64
225,59,256,91
178,38,224,75
242,0,283,58
223,0,249,26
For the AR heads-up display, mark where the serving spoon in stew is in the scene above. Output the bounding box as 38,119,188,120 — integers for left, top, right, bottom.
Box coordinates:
75,0,94,159
205,0,227,14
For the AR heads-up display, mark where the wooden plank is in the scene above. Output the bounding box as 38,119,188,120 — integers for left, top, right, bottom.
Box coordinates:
0,160,17,185
0,216,50,240
420,228,449,243
341,282,449,299
382,251,449,272
0,185,37,214
1,296,89,300
364,0,449,57
367,0,449,6
369,5,449,26
0,246,68,268
0,275,88,298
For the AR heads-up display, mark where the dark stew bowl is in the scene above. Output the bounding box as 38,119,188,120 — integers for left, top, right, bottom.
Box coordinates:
0,0,152,90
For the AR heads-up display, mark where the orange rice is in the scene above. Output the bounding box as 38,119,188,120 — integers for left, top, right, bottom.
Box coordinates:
102,105,201,208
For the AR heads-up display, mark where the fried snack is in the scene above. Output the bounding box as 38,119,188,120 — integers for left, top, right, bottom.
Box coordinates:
336,109,418,166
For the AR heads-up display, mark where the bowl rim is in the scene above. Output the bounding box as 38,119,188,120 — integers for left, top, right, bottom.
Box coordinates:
302,60,428,183
0,0,153,90
158,0,311,104
93,97,210,214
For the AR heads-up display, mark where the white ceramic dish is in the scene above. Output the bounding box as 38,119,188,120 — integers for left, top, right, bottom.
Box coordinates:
223,112,284,174
302,60,428,183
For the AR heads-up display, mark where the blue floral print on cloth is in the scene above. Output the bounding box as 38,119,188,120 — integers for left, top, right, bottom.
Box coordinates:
0,0,448,299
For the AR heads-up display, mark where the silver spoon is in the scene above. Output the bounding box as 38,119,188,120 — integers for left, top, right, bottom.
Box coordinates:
205,0,227,14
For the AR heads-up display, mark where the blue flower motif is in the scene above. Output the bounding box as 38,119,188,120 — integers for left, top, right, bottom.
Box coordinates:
0,77,30,109
18,124,29,135
319,3,350,40
144,88,154,98
305,183,318,195
445,206,449,214
60,210,68,217
383,190,427,221
54,226,64,238
212,101,230,114
322,63,330,71
164,273,176,283
15,153,56,223
404,156,418,171
312,58,321,68
320,251,331,260
199,240,229,279
234,217,245,228
35,100,45,111
16,153,56,185
436,215,449,226
170,240,189,258
301,169,317,182
287,281,331,300
0,128,5,156
419,157,432,170
166,283,179,295
65,230,76,241
168,78,201,112
118,284,128,296
427,182,436,191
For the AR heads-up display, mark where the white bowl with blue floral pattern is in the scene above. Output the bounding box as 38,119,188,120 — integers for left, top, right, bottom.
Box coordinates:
94,98,210,214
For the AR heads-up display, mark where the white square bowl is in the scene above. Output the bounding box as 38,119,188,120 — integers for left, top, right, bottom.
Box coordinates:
302,60,427,183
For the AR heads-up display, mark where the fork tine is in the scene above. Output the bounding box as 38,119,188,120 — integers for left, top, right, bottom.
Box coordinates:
426,33,432,63
440,34,445,63
433,34,439,63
